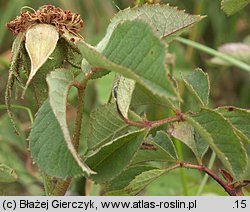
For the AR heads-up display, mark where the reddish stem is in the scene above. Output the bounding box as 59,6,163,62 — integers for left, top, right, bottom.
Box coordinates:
179,162,242,196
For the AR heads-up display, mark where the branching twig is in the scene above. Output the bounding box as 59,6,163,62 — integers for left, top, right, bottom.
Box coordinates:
165,162,246,196
124,113,184,129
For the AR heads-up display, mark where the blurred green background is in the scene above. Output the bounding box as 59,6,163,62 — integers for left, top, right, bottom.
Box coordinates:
0,0,249,195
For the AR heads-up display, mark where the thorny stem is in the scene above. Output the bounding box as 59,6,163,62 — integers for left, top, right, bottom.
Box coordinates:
72,72,92,149
72,87,85,149
164,161,246,196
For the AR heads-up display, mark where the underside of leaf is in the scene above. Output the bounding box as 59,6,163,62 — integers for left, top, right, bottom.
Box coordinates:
78,20,180,110
97,4,203,51
29,101,88,178
93,4,203,80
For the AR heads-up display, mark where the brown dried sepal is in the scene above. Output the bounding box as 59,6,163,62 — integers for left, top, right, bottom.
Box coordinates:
6,5,84,36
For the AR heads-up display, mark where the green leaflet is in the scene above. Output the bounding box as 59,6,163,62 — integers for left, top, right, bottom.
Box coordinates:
79,20,179,110
132,131,177,164
97,4,203,51
182,69,210,107
217,106,250,144
86,130,146,184
169,122,208,164
0,163,17,183
29,101,85,178
153,131,178,159
221,0,250,15
186,109,248,179
106,165,155,193
87,103,128,150
92,4,203,80
124,169,167,195
46,69,94,176
132,142,174,164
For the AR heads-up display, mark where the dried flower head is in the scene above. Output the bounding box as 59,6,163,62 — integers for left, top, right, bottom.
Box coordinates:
6,5,84,36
